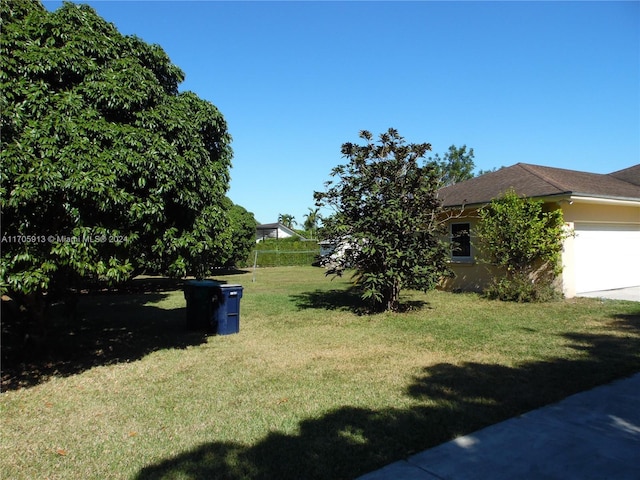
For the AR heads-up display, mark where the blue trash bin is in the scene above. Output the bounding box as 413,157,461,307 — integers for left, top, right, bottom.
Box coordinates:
213,284,243,335
184,280,219,331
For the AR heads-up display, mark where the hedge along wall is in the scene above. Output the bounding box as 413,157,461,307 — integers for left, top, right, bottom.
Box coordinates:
242,238,321,267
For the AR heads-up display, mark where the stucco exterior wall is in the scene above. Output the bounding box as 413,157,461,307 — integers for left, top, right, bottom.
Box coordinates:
560,201,640,224
440,261,502,293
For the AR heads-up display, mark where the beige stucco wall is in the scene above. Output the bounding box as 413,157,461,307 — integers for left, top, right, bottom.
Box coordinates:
440,260,502,293
560,201,640,224
559,221,577,298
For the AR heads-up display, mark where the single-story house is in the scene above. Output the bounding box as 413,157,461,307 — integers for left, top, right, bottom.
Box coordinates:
438,163,640,298
256,223,307,242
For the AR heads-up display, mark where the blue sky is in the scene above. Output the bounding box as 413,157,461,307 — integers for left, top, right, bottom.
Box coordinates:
43,1,639,226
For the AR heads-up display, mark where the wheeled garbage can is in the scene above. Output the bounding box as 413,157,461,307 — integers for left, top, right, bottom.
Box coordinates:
212,284,243,335
183,280,218,331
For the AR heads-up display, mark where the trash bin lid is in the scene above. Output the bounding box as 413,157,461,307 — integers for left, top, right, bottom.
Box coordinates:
185,280,220,287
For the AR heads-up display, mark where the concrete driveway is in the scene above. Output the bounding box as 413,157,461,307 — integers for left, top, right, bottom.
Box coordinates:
578,286,640,302
357,373,640,480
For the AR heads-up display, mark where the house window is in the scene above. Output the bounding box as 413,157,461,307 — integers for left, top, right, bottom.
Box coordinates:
451,223,471,258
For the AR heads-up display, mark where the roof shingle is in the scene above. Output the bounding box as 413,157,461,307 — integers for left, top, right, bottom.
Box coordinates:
439,163,640,207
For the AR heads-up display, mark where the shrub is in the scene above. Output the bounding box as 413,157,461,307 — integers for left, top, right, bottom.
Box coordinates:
484,272,562,303
476,190,567,302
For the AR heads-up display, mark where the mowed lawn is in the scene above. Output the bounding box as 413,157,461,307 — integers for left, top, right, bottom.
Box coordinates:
1,266,639,480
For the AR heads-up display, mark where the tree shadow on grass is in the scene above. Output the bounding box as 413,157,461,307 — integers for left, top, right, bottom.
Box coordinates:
135,312,640,480
406,310,640,427
291,287,368,313
608,311,640,331
136,404,447,480
291,287,428,315
1,279,208,391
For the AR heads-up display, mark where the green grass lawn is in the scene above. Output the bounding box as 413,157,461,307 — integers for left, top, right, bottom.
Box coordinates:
2,266,639,480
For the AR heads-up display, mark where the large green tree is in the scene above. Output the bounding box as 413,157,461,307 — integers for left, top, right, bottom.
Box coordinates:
314,129,451,312
1,1,233,301
223,198,257,268
429,144,475,187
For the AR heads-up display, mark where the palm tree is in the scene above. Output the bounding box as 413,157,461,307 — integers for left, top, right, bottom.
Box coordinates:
278,213,296,229
303,207,321,239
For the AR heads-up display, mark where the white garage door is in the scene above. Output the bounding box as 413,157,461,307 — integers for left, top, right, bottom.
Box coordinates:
574,223,640,293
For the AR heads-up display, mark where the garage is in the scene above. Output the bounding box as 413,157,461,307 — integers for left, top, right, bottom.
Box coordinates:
573,223,640,293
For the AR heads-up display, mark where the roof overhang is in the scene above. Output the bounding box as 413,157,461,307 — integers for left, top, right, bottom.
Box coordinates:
564,194,640,207
442,193,640,211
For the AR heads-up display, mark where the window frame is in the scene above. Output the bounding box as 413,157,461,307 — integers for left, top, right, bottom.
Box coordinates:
450,222,472,261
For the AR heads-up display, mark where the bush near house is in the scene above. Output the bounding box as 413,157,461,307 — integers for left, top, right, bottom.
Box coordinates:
475,189,567,302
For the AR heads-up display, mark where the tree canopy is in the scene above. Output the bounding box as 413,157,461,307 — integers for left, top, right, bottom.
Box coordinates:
278,214,296,229
223,199,257,269
1,0,236,300
303,207,321,239
429,144,475,187
314,129,451,312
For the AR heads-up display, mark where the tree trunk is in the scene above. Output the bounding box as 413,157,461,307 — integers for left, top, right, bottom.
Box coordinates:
384,280,401,312
23,291,48,346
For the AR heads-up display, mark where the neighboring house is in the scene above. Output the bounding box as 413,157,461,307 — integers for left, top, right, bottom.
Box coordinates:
438,163,640,298
315,237,359,269
255,223,307,242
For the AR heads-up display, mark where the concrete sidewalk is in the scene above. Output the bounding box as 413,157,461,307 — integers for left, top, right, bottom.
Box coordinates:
356,373,640,480
578,286,640,302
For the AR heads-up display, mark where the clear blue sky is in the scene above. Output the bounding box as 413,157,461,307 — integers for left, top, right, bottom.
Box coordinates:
43,1,639,226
